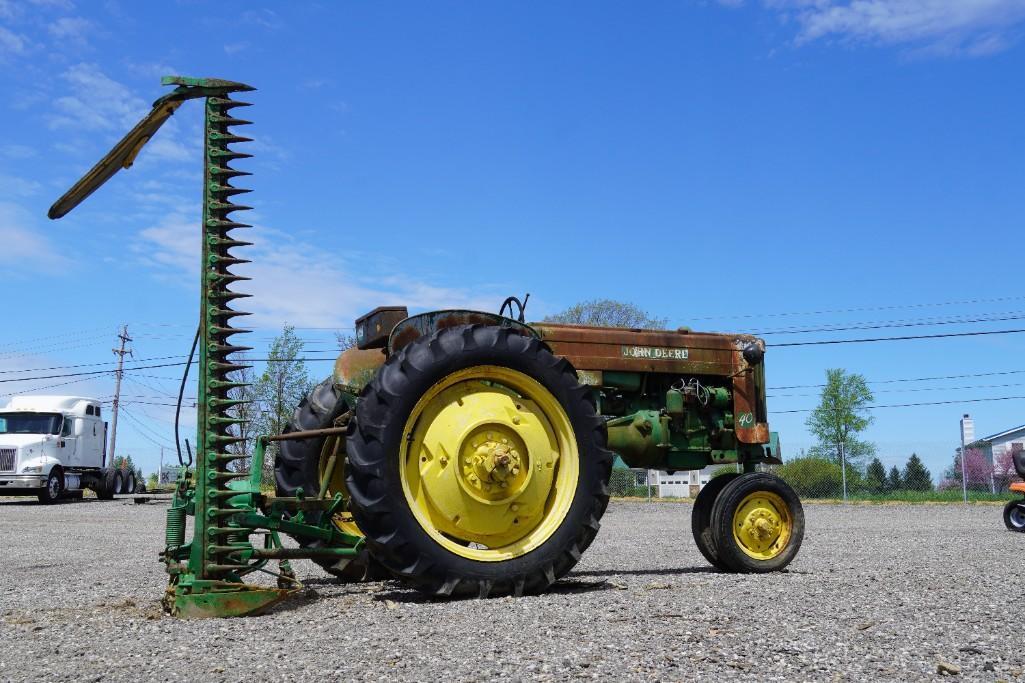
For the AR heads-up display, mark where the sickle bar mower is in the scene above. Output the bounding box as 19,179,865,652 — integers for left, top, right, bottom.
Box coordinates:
48,76,364,618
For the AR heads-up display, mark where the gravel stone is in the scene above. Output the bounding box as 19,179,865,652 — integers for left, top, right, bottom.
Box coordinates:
0,499,1022,682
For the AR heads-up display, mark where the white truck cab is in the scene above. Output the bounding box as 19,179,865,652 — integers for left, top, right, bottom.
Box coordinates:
0,395,120,502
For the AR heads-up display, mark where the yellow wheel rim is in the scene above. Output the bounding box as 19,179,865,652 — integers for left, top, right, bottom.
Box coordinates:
400,365,579,562
732,490,791,560
318,435,363,538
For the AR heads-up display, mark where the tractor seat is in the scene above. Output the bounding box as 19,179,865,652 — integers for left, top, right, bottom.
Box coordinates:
1014,449,1025,479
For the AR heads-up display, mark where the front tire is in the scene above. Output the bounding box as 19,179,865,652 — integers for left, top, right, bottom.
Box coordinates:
38,467,64,504
123,470,136,495
1004,499,1025,532
346,324,614,598
710,472,805,573
691,472,740,570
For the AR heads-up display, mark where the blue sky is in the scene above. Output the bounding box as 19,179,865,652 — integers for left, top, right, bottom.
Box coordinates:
1,0,1023,479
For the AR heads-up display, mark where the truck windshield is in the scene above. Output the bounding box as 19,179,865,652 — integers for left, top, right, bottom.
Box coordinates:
0,412,63,435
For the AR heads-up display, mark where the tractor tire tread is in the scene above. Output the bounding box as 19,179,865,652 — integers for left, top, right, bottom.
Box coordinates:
345,324,614,598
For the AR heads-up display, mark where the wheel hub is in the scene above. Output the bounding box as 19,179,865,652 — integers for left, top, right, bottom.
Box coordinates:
461,431,528,500
401,366,579,560
733,492,791,560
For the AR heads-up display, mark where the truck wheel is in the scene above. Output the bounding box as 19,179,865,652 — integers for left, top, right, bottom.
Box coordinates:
346,324,614,598
1004,499,1025,532
95,468,118,500
275,376,385,581
38,467,64,504
123,470,136,495
710,472,804,573
691,472,740,570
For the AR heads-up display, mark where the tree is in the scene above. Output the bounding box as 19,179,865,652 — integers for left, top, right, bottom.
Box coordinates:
941,448,992,492
544,299,667,329
147,472,158,489
778,456,862,499
902,453,932,491
864,457,886,493
805,369,875,467
994,443,1023,492
225,353,257,474
335,332,357,351
886,465,903,492
113,454,135,471
253,326,312,483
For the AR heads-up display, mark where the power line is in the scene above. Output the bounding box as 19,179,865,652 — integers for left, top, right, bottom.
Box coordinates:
687,294,1025,322
753,311,1025,336
774,394,1025,414
770,368,1025,390
768,327,1025,348
769,381,1025,399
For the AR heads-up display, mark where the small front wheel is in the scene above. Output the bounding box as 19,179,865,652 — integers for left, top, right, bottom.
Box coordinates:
710,472,804,573
691,472,740,570
1004,499,1025,532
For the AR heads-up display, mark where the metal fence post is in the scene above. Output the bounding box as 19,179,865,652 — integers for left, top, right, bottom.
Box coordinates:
960,436,969,504
840,442,848,503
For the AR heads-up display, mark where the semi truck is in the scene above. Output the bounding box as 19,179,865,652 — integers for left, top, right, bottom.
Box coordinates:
0,395,131,503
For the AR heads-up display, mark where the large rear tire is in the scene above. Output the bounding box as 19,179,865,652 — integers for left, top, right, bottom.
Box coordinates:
123,470,136,495
346,324,614,598
274,376,384,581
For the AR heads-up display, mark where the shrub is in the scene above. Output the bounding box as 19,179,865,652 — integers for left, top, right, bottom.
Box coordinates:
778,456,862,498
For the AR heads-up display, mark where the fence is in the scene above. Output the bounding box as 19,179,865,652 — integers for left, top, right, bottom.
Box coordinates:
606,442,1023,503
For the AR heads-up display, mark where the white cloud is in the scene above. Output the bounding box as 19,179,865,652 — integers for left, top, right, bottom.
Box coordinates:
0,173,41,197
135,216,497,329
1,144,37,159
47,63,193,162
48,16,93,45
737,0,1025,55
0,25,28,54
0,201,69,271
223,41,249,55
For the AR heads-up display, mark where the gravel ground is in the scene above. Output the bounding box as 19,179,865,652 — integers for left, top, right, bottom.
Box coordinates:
0,498,1022,682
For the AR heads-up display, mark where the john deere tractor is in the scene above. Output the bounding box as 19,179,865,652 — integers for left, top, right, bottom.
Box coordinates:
48,76,804,617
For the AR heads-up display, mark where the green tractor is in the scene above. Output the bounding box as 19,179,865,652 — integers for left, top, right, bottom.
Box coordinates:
49,76,804,617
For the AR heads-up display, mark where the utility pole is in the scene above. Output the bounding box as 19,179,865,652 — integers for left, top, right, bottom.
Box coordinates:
108,324,132,468
159,446,164,486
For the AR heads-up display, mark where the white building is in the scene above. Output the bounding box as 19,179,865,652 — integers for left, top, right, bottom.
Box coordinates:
963,414,1025,467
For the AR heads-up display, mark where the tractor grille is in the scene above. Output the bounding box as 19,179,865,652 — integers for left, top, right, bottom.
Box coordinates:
0,448,15,472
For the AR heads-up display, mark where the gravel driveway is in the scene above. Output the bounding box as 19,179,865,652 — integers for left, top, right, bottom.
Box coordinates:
0,498,1022,682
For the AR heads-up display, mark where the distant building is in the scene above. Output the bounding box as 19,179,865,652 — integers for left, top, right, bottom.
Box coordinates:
963,414,1025,466
614,432,782,498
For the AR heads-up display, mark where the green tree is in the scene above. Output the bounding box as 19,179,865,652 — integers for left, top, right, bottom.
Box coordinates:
902,453,933,491
805,369,875,467
147,472,158,489
778,456,862,499
886,465,903,492
544,299,667,329
225,354,257,473
113,454,135,471
864,457,886,493
254,326,312,482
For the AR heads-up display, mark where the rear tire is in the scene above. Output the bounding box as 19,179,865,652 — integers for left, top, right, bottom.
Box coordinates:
38,467,64,504
710,472,804,573
346,324,614,598
274,376,384,582
123,470,136,495
1004,499,1025,532
691,472,740,570
95,468,118,500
